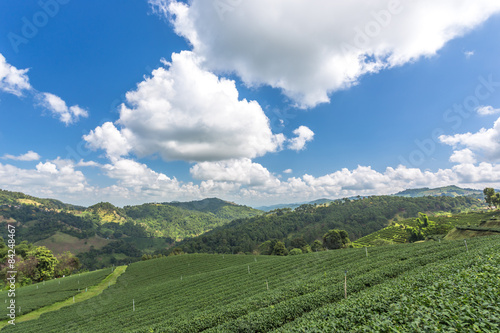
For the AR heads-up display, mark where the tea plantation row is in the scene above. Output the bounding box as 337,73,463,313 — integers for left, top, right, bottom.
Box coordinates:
3,235,499,332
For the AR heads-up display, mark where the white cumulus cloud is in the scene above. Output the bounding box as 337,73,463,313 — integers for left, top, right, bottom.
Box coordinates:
38,92,89,125
152,0,500,108
439,116,500,162
83,122,132,161
288,126,315,151
86,51,287,162
476,105,500,116
450,148,476,164
2,150,41,161
190,158,277,186
0,159,92,200
0,53,31,96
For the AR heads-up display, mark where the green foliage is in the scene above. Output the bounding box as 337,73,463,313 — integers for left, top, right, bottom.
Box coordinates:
55,251,81,277
272,241,288,256
169,248,184,256
323,229,350,249
311,240,324,252
123,202,259,240
407,213,437,242
0,189,84,210
353,210,497,247
483,187,500,208
27,246,59,281
301,245,312,253
77,240,142,270
289,248,303,255
167,198,262,220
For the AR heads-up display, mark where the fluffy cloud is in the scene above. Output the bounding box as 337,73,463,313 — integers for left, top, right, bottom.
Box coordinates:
86,51,287,162
439,116,500,161
2,150,41,161
4,156,500,207
0,53,31,96
288,126,315,151
0,159,92,200
450,148,476,164
38,92,89,125
101,158,203,202
190,158,277,186
152,0,500,108
0,53,88,124
476,105,500,116
84,122,132,160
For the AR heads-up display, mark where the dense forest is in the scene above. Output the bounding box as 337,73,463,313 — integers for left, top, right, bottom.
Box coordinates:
171,195,482,254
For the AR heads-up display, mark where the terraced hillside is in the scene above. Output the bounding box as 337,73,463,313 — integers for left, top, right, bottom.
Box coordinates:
353,210,496,247
3,235,499,332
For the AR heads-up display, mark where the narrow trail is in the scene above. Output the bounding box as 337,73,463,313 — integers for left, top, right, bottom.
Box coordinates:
0,265,127,330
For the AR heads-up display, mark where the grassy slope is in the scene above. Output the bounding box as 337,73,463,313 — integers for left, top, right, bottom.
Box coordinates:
34,231,110,255
5,235,499,332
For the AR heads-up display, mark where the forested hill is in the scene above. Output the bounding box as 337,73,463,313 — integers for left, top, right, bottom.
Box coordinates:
122,201,261,240
174,195,483,254
0,189,84,210
0,189,264,269
0,189,262,242
165,198,261,220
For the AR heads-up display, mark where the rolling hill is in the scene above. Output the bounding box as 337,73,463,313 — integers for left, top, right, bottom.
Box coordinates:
0,189,263,269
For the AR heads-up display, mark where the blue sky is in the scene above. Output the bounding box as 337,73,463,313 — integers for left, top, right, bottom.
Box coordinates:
1,0,500,207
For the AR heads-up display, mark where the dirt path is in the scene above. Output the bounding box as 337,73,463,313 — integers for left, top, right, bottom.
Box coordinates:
0,265,127,329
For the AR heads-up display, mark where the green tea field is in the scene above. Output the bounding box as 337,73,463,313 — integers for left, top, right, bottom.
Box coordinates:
2,235,499,332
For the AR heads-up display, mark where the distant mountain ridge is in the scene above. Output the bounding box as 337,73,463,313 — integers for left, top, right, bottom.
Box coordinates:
393,185,483,199
255,198,334,212
256,186,483,211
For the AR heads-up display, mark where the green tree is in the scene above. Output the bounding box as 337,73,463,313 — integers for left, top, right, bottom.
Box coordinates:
27,246,59,281
258,240,277,255
323,229,350,250
169,247,184,256
55,251,80,277
272,241,288,256
289,248,303,255
484,187,495,207
290,237,307,249
311,240,324,252
301,245,312,253
407,213,436,242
